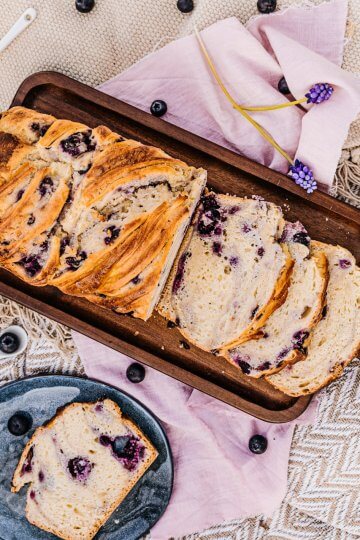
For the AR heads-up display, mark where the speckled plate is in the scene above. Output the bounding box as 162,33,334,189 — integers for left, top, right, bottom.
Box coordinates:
0,375,173,540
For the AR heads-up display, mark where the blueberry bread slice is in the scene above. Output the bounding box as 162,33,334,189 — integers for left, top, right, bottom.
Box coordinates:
267,242,360,396
12,399,158,540
49,140,206,319
158,193,294,351
0,106,55,144
225,223,328,377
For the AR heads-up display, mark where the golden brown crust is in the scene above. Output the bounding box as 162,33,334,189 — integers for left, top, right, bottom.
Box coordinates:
0,106,55,144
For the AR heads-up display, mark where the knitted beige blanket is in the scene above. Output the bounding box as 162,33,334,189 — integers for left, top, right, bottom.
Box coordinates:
0,1,359,539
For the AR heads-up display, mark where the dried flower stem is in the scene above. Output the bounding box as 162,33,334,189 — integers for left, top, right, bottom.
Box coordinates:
242,98,307,112
194,26,294,165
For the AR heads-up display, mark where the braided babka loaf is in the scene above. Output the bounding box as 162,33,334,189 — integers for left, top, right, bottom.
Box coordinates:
0,106,206,318
12,399,157,540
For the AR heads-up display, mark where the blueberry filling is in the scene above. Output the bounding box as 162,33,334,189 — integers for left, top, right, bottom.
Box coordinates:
60,236,70,255
16,189,24,202
131,275,140,284
40,240,49,252
172,252,190,294
180,340,190,350
78,163,92,175
229,256,239,267
38,471,44,482
30,490,36,500
251,305,259,319
339,259,351,269
292,330,309,352
167,320,177,328
237,359,251,374
31,122,50,137
27,214,35,226
197,195,221,236
104,225,120,245
212,241,222,255
67,457,93,482
21,447,34,476
65,251,87,270
257,247,265,257
292,231,311,247
214,226,222,235
39,177,54,198
60,131,95,157
322,304,328,319
16,255,42,277
257,361,271,371
229,205,240,215
277,347,290,360
242,223,251,233
99,434,145,471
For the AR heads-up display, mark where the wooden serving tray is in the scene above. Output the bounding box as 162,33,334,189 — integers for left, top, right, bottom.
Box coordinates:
2,71,359,423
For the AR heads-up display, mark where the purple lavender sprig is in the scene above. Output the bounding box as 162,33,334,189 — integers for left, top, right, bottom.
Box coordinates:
288,160,317,194
305,83,334,104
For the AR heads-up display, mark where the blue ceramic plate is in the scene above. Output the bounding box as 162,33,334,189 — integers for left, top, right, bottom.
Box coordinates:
0,375,173,540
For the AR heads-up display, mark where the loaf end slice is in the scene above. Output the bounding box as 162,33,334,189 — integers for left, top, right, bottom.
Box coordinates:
266,242,360,396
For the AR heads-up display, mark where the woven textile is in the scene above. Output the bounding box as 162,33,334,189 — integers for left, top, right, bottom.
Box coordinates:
0,1,359,538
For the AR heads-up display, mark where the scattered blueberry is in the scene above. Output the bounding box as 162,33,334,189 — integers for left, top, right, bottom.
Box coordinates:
131,275,141,285
278,77,290,95
229,256,239,267
0,332,20,354
322,304,328,319
167,320,177,328
39,176,54,198
180,340,190,350
68,457,93,481
16,189,24,202
150,100,168,117
249,434,268,454
75,0,95,13
30,490,36,500
257,247,265,257
177,0,194,13
38,471,45,482
257,361,271,371
257,0,276,14
21,447,33,475
104,225,120,245
212,241,222,255
60,131,95,156
60,236,70,255
236,358,251,375
27,214,35,226
172,252,190,293
31,122,49,137
65,251,87,271
8,411,32,436
126,363,145,383
99,434,112,447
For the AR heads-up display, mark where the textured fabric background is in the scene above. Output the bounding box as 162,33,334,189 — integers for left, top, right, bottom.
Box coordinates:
0,1,359,539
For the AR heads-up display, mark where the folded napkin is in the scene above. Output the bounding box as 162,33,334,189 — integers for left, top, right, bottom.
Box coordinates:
100,0,360,192
73,1,358,538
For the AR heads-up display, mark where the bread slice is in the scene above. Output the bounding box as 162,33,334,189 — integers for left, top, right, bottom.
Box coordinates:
225,225,328,377
157,193,294,351
267,242,360,396
12,399,158,540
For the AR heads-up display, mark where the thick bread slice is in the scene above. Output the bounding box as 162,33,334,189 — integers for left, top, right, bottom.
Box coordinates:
157,193,294,351
12,399,158,540
225,232,328,377
267,242,360,396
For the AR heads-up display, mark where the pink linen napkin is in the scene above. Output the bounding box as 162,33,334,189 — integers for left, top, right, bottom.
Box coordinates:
99,0,360,192
73,332,317,540
73,1,359,537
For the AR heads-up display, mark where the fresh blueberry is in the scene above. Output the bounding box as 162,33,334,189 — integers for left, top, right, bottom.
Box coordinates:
75,0,95,13
177,0,194,13
8,411,32,436
278,76,290,94
237,359,251,375
0,332,20,354
112,436,130,457
150,100,168,117
126,363,145,383
257,0,276,13
249,434,268,454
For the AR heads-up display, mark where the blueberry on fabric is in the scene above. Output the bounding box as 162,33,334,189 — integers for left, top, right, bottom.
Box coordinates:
249,434,268,454
8,411,33,436
177,0,194,13
126,363,145,383
75,0,95,13
257,0,276,14
150,100,168,117
0,332,20,354
278,76,290,95
305,83,334,104
288,160,317,193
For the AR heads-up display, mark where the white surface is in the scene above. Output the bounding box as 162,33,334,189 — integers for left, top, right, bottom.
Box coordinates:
0,8,36,54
